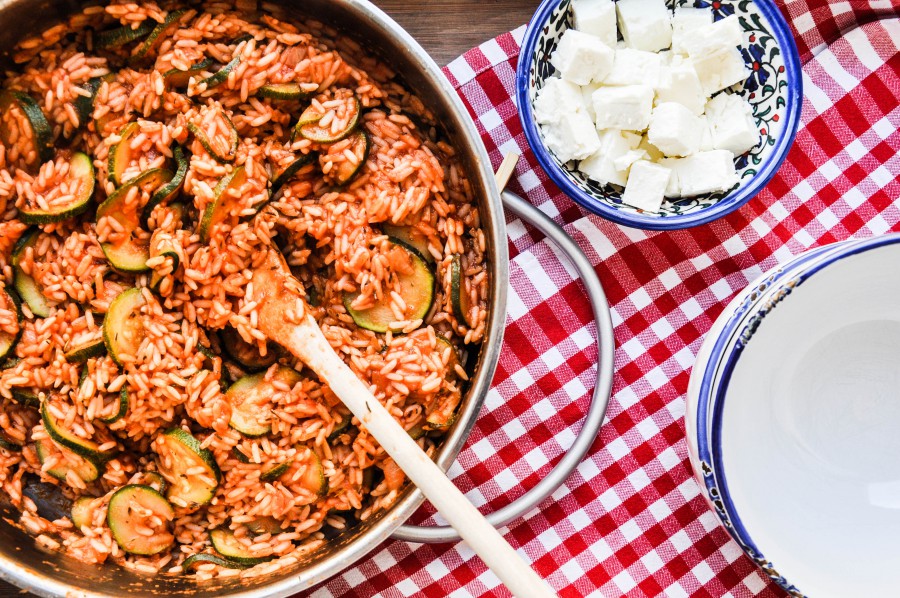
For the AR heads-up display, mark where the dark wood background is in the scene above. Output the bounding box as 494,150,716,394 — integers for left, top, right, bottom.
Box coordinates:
0,1,537,597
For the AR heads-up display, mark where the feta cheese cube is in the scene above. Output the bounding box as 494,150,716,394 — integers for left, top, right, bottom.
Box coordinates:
655,55,706,115
671,7,712,55
580,82,602,121
705,92,759,155
698,115,715,151
578,129,640,186
550,29,615,85
692,46,749,94
658,158,683,197
541,110,601,163
647,102,703,157
603,48,662,87
533,78,586,125
661,150,738,197
616,0,673,53
682,15,744,58
572,0,617,47
622,160,671,212
613,148,648,171
592,85,654,131
638,135,664,162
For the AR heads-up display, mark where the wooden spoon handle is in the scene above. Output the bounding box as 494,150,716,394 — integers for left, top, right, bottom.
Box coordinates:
283,316,556,598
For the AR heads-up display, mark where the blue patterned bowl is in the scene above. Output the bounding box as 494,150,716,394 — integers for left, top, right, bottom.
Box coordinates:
516,0,802,230
687,234,900,597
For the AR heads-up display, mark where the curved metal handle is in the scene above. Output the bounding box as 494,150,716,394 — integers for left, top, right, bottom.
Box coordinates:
392,190,615,543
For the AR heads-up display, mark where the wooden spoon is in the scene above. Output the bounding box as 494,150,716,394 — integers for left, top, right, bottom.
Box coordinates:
249,249,555,598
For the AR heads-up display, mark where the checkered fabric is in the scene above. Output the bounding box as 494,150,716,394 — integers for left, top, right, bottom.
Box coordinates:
309,2,900,597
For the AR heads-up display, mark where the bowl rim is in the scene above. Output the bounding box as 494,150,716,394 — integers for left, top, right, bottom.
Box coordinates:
514,0,804,231
695,234,900,593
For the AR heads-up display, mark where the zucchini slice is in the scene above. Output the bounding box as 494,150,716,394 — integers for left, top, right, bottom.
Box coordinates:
95,22,154,49
0,90,53,165
182,552,249,571
258,83,312,101
0,286,22,361
64,339,106,363
98,388,128,424
220,327,278,371
382,225,434,264
210,528,275,565
148,237,181,294
450,254,474,328
19,152,95,225
343,243,434,333
327,411,351,441
107,484,175,555
73,75,111,132
198,165,245,243
270,153,315,195
11,228,51,318
259,461,291,483
246,516,283,535
140,471,168,493
156,428,221,508
107,122,140,186
226,366,301,437
164,58,215,88
424,387,462,430
436,334,461,379
70,496,94,528
130,10,187,63
102,287,146,366
0,429,22,452
199,56,240,90
141,145,187,227
11,390,39,410
328,130,369,186
292,93,361,143
41,400,112,464
96,169,173,272
231,446,251,464
276,447,327,500
187,110,238,163
35,437,100,483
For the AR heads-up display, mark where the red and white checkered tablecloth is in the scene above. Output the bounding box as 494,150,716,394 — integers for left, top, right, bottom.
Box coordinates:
311,2,900,596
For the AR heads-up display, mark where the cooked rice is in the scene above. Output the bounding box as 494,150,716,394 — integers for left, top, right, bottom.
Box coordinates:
0,0,487,580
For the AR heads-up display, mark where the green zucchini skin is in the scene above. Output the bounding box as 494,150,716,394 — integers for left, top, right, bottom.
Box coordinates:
95,22,154,49
182,552,250,571
0,286,23,361
0,91,53,164
155,428,221,508
343,242,434,333
102,288,146,366
209,527,275,565
19,152,95,225
107,484,175,555
41,401,113,464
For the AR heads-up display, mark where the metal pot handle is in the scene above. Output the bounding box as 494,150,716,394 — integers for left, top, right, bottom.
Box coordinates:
391,190,616,543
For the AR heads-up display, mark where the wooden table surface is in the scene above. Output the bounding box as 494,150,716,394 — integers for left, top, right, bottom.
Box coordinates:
0,2,535,597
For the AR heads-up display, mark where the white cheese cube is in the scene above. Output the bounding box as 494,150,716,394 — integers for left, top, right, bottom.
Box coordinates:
655,55,706,115
613,148,648,171
572,0,618,47
693,46,749,94
622,160,671,212
616,0,673,53
580,83,602,121
698,115,715,151
671,7,712,55
661,150,738,197
550,29,615,85
578,129,640,186
592,85,654,131
638,136,664,162
705,92,759,155
533,78,586,125
541,110,601,163
682,15,744,58
658,158,683,197
603,48,663,87
647,102,703,157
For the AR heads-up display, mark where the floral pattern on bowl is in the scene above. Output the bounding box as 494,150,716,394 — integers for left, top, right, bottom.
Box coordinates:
516,0,802,230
